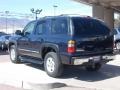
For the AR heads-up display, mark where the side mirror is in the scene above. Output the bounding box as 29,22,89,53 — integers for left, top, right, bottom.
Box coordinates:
15,30,22,35
24,32,30,36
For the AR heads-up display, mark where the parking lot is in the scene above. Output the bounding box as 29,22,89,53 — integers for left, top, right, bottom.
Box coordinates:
0,51,120,90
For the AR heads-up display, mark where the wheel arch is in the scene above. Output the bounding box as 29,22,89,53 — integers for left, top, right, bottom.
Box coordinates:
8,41,17,51
115,39,120,43
40,43,60,60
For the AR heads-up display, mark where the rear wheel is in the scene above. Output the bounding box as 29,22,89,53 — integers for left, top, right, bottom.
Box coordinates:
116,41,120,50
10,45,21,63
44,52,63,78
85,63,102,71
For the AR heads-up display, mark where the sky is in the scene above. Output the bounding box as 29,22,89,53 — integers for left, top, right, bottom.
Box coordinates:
0,0,92,19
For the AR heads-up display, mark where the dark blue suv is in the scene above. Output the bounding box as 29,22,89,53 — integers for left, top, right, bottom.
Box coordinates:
8,15,114,77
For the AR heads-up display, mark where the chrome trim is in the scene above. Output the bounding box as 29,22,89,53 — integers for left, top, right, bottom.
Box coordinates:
76,49,84,52
102,55,115,60
74,58,89,65
18,48,39,53
73,55,115,65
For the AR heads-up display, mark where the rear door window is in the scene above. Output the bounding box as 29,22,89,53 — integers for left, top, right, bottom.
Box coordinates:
35,21,46,35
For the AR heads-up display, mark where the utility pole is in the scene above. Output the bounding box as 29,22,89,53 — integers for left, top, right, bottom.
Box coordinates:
30,8,42,20
5,11,9,33
12,19,15,33
53,5,58,16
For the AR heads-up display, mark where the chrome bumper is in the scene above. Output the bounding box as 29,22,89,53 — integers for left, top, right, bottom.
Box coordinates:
73,55,115,65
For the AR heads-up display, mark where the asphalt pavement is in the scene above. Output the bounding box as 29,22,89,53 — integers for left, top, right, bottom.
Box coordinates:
0,51,120,90
0,84,26,90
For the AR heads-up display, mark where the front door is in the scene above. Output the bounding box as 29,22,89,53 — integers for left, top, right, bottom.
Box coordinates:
17,21,36,56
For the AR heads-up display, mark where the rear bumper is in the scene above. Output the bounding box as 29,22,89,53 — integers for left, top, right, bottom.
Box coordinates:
60,53,115,65
71,54,115,65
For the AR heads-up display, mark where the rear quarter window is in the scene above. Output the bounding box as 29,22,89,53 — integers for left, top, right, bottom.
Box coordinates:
51,18,68,34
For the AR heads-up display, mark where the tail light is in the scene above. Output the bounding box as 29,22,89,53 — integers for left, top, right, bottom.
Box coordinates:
67,40,76,53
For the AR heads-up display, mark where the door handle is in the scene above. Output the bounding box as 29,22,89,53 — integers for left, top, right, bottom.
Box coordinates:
36,38,44,42
30,37,44,42
40,39,44,42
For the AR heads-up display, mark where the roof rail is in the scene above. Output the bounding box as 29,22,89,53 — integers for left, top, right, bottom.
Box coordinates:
43,16,52,18
60,14,81,16
60,14,91,17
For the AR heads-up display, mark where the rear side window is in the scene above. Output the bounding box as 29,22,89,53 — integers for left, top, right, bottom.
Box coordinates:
51,18,68,34
72,18,110,37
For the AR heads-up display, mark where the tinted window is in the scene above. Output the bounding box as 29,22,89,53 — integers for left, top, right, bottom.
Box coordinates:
0,32,7,36
114,29,117,35
36,21,46,35
51,18,68,34
118,28,120,32
72,18,110,37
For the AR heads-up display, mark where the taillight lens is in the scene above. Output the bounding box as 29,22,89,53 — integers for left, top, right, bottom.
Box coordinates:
67,40,76,53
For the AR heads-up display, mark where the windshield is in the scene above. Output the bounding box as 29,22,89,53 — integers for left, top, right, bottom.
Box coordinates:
72,17,110,37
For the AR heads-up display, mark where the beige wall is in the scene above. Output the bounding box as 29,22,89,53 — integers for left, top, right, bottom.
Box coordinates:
93,5,114,29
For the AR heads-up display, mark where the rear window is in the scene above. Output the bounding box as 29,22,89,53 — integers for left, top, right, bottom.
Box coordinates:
72,18,110,37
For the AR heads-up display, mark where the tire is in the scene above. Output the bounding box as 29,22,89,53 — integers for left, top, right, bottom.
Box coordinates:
116,41,120,50
85,63,101,71
1,43,4,50
44,52,63,78
1,43,7,51
0,43,3,50
10,45,21,63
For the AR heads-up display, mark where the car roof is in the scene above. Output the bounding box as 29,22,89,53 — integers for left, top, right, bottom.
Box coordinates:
30,15,102,23
36,15,96,21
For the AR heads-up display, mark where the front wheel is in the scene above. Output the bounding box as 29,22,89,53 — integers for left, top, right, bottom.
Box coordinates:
44,52,63,78
10,45,21,63
1,43,4,50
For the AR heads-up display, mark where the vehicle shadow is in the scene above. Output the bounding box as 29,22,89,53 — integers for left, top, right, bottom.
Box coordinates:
61,64,120,82
26,63,44,71
114,49,120,55
27,63,120,82
0,50,9,55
